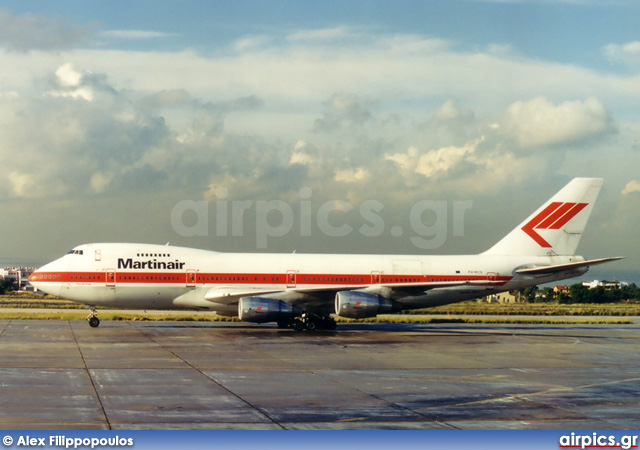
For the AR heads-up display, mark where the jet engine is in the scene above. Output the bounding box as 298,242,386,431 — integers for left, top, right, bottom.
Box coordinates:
238,296,294,323
334,291,394,319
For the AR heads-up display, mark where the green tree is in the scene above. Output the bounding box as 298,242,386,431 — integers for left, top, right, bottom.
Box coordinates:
539,287,555,302
564,282,638,304
0,279,14,295
621,283,640,300
516,286,538,303
557,291,573,304
589,286,610,303
569,283,591,303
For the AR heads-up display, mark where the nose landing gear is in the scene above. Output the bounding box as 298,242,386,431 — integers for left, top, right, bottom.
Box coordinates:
86,307,100,328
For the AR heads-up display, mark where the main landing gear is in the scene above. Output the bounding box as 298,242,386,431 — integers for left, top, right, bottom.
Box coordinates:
277,314,337,332
86,307,100,328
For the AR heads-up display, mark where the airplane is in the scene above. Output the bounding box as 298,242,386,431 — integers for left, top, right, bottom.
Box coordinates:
29,177,623,330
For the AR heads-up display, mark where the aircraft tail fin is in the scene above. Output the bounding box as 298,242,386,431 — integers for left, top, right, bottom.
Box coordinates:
483,178,603,257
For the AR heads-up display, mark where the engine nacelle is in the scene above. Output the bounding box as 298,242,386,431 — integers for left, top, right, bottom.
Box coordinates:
334,291,394,319
238,297,294,323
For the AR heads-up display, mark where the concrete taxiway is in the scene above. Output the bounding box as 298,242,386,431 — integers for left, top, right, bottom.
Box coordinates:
0,319,638,430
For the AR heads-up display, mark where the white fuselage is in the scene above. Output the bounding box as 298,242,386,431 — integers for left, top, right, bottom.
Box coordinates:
30,242,584,316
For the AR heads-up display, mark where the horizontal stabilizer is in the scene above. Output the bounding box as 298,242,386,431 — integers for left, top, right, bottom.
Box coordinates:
515,257,625,275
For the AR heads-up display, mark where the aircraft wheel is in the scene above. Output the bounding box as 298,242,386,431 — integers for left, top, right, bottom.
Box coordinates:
292,319,305,332
305,320,317,331
324,317,337,330
88,317,100,328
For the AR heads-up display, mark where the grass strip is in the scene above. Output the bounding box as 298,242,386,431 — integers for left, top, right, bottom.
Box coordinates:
1,294,636,324
0,309,631,325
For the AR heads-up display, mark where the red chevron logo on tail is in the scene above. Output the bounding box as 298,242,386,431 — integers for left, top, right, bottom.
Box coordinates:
521,202,588,247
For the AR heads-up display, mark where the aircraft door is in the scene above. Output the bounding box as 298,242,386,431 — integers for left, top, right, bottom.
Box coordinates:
486,272,499,290
186,269,197,287
106,270,116,287
371,271,381,284
286,270,296,288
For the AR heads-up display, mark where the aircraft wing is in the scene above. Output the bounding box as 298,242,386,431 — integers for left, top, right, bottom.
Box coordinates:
203,279,505,305
204,287,286,304
515,257,625,276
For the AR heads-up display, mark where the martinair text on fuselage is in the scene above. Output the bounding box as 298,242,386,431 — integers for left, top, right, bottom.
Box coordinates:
117,258,186,270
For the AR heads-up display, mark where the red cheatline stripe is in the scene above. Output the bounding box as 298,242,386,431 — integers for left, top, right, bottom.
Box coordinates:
30,271,514,285
549,202,588,229
537,202,575,229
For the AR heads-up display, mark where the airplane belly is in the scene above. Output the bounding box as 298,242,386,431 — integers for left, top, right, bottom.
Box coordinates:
59,284,189,309
111,285,190,309
61,283,116,304
397,287,488,309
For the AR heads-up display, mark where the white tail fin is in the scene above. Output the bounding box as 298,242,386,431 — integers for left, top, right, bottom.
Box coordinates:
484,178,603,256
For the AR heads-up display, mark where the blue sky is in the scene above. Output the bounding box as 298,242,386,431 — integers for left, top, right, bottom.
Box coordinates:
3,0,638,66
0,1,639,283
1,1,637,77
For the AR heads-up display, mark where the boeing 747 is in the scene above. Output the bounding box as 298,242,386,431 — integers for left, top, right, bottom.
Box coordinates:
30,178,623,330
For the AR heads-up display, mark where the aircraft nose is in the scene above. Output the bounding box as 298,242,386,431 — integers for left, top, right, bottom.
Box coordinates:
29,260,65,297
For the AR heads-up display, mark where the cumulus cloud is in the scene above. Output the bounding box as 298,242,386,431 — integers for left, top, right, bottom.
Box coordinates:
433,99,474,122
49,63,95,101
0,64,170,199
502,97,614,148
385,138,484,180
289,140,316,166
385,146,420,174
313,93,375,132
0,8,91,52
622,180,640,195
0,64,279,204
416,139,481,178
56,63,83,87
334,167,371,184
0,60,615,210
604,41,640,66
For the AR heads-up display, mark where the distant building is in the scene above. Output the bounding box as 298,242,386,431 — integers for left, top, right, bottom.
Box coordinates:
554,285,570,295
484,291,520,304
0,267,36,291
582,280,628,289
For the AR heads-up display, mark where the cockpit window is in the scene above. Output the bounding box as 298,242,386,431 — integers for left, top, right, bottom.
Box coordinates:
67,249,84,255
